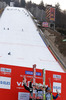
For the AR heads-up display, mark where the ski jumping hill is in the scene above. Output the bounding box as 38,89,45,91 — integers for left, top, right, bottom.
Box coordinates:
0,7,64,72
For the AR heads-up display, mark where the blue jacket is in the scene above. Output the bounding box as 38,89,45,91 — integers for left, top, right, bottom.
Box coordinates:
46,92,58,100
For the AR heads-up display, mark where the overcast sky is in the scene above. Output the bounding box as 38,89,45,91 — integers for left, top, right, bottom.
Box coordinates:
26,0,66,10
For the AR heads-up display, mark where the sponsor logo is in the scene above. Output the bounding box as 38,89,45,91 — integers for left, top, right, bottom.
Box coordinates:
17,82,23,86
53,86,61,90
0,81,10,85
0,67,11,75
18,92,30,100
0,67,11,73
16,81,30,87
25,71,41,76
0,76,11,89
53,74,61,79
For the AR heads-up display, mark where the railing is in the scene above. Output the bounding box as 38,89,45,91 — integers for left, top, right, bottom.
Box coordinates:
39,29,66,72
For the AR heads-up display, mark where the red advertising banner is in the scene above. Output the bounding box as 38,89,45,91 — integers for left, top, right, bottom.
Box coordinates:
50,7,55,21
0,64,66,100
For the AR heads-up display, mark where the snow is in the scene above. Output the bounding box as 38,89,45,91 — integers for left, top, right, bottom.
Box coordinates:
0,7,64,72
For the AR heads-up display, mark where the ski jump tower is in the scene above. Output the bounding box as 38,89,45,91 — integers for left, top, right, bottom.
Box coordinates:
0,7,66,100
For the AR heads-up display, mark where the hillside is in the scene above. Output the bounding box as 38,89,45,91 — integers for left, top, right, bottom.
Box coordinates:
41,28,66,71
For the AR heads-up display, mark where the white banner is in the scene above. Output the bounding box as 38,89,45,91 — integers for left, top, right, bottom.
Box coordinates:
0,76,11,89
18,92,30,100
53,74,61,79
53,82,61,93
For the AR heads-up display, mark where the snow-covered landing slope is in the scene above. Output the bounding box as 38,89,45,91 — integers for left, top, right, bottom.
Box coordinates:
0,7,64,72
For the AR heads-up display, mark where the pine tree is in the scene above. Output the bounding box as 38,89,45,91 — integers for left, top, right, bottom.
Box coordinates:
21,0,25,8
38,0,45,10
4,0,11,5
